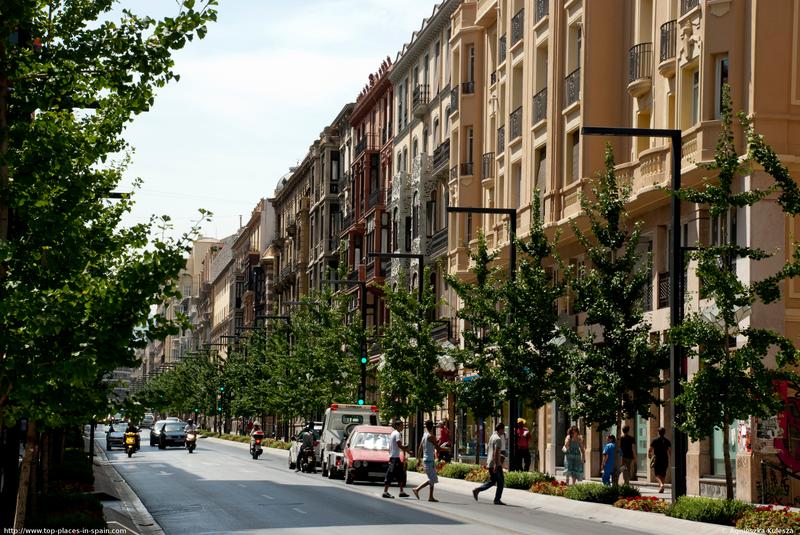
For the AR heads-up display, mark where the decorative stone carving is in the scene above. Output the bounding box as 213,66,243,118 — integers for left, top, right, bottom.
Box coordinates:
707,0,731,17
678,11,702,63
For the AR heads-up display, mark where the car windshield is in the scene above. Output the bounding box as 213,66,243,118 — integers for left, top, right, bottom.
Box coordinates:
109,423,127,433
163,423,185,432
351,432,390,450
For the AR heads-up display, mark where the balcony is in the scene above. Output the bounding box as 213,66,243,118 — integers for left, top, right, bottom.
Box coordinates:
532,87,547,124
643,274,653,311
412,84,430,118
382,122,392,145
509,106,523,141
499,35,507,64
659,20,677,77
482,152,495,180
681,0,699,15
286,217,297,236
450,86,459,113
658,271,670,309
511,8,525,47
429,228,448,256
328,238,339,252
367,188,384,209
460,162,474,176
490,71,497,85
341,213,354,231
355,133,377,157
431,319,452,342
432,140,450,172
534,0,549,23
628,42,653,97
564,68,580,108
461,81,475,95
366,261,375,281
497,125,505,153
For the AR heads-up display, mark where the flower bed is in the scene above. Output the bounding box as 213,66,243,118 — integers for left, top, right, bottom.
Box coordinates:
563,483,640,505
614,496,669,513
530,480,568,496
464,466,490,483
736,505,800,531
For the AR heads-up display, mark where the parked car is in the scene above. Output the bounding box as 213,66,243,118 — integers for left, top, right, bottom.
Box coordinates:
106,422,129,450
140,415,154,429
288,422,322,469
152,421,187,449
342,425,401,485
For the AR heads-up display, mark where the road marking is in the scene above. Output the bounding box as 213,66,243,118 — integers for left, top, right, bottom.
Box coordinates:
238,483,247,488
107,521,141,535
292,507,306,515
261,494,274,500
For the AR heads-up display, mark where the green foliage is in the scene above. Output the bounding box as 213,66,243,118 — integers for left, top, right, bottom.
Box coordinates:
530,480,568,496
566,145,668,430
0,0,217,431
378,266,447,419
666,496,752,526
504,470,550,490
736,508,800,531
464,466,490,482
406,457,418,472
670,85,800,499
563,483,640,504
440,462,480,480
613,496,669,513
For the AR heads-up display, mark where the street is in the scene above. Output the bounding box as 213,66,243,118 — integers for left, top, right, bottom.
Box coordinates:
95,430,655,535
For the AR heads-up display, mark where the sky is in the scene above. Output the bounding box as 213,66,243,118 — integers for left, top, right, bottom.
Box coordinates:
118,0,438,241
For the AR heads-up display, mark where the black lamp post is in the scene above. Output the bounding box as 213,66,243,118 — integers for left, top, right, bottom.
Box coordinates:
447,206,518,469
579,125,686,499
328,279,368,405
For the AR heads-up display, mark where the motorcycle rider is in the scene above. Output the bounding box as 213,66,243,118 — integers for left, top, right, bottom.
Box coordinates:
125,422,141,451
295,422,315,472
184,419,198,450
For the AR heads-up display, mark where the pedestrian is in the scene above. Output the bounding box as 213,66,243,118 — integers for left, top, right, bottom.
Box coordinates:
438,417,452,462
515,418,531,472
383,420,410,499
472,422,506,505
412,420,440,502
618,425,637,485
648,427,672,493
602,434,616,486
246,419,253,435
562,425,585,485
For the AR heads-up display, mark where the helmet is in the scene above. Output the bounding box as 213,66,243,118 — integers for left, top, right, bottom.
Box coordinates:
187,419,193,425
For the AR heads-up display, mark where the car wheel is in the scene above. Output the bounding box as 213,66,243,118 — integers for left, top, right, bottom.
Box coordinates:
106,443,111,451
158,442,166,450
345,465,354,484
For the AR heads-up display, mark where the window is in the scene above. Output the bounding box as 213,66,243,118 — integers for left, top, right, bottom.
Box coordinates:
691,69,700,125
467,45,476,82
444,108,451,134
466,127,474,164
433,118,439,146
412,191,419,240
710,423,738,477
434,41,440,93
567,131,580,183
413,137,419,159
535,146,547,192
715,54,729,119
392,208,399,251
711,207,737,272
427,191,437,237
405,216,412,251
422,127,428,154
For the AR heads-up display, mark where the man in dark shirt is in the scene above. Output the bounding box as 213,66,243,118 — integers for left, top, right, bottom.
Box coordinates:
648,427,672,493
618,425,636,485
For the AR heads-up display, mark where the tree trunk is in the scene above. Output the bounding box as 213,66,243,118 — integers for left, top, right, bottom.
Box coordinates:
0,424,20,529
13,420,37,530
41,431,50,500
723,419,734,500
614,410,622,486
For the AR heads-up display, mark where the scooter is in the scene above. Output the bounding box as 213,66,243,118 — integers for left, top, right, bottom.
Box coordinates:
186,431,197,453
124,432,138,458
300,446,316,473
250,431,264,460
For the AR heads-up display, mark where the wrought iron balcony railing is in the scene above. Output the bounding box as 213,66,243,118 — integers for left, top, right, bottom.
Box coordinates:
450,85,459,113
510,106,523,141
532,87,547,123
482,152,495,180
461,81,475,95
355,133,377,156
658,271,670,309
497,125,505,153
511,9,525,46
534,0,549,23
660,20,676,62
499,35,507,64
432,140,450,172
460,162,474,176
629,42,653,83
367,188,383,209
681,0,699,15
429,228,448,256
565,68,580,107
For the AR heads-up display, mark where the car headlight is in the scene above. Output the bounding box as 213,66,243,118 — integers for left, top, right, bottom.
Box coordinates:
353,461,361,468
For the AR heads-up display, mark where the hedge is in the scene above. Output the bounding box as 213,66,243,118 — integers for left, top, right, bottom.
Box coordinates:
665,496,752,526
563,483,640,504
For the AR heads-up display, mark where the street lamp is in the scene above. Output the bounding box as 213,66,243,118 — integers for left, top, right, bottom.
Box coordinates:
328,279,368,405
580,125,686,499
447,206,518,468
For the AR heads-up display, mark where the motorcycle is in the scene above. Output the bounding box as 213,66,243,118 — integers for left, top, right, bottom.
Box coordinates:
250,431,265,460
124,432,138,458
300,446,316,473
186,431,197,453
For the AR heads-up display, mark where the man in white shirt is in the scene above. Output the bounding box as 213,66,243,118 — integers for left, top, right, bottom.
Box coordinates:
382,420,410,499
472,422,506,505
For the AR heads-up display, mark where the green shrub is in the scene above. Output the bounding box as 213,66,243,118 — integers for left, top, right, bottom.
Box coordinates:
564,483,640,504
464,466,490,482
440,462,479,480
30,493,105,529
666,496,752,526
530,480,568,496
52,449,94,487
407,457,418,472
505,471,552,490
736,507,800,531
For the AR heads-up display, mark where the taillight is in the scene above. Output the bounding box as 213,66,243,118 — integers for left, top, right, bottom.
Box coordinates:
255,439,261,445
370,405,379,413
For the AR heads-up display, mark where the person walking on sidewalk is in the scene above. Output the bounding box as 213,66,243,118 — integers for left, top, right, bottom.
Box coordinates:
413,420,440,502
563,425,585,485
618,425,637,485
383,420,410,499
648,427,672,493
602,434,616,486
472,422,506,505
515,418,532,472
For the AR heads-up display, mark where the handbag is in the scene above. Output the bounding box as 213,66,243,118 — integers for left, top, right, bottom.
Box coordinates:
649,455,656,469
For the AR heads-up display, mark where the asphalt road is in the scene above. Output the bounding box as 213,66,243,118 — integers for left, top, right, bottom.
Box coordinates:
97,430,654,535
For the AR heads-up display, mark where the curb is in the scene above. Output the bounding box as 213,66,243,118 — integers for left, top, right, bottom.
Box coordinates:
91,436,164,535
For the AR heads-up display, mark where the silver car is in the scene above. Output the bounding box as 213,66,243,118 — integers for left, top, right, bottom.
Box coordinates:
106,422,128,450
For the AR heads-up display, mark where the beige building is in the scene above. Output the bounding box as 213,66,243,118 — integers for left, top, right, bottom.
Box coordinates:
446,0,800,502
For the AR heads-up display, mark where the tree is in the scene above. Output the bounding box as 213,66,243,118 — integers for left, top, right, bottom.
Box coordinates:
446,233,507,463
565,145,668,470
670,86,800,499
378,267,447,423
0,1,216,527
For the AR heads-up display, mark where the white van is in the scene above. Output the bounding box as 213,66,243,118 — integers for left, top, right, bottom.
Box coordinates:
319,403,379,478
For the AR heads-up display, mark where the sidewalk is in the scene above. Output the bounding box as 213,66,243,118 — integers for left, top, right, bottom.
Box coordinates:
89,436,164,534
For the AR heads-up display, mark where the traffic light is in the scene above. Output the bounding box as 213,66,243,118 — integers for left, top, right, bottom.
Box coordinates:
219,385,225,393
357,383,366,406
358,349,367,405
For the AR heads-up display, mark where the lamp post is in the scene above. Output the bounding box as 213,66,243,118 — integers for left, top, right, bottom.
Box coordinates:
579,125,686,499
369,251,426,446
447,206,518,469
328,279,368,405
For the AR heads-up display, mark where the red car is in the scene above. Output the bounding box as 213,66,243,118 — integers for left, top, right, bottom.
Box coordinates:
343,425,404,484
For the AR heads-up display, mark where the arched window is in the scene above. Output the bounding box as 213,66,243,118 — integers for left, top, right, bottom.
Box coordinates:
433,117,439,146
412,191,419,240
412,137,419,159
427,190,437,236
392,208,399,251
